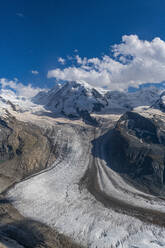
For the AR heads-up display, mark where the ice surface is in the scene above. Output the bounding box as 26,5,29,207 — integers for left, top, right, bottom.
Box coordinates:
7,123,165,248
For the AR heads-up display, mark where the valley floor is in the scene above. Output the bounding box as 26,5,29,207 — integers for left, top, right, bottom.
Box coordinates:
5,113,165,248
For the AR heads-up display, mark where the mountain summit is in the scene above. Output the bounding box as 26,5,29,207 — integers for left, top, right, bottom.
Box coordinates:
33,81,108,118
33,81,161,117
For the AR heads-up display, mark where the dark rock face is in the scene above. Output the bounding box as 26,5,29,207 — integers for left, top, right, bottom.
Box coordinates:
106,111,165,193
77,109,99,126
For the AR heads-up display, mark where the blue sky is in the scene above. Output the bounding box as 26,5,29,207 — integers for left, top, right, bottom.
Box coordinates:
1,0,165,92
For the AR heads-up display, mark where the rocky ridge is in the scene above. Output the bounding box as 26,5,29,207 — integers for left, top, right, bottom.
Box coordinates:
105,111,165,194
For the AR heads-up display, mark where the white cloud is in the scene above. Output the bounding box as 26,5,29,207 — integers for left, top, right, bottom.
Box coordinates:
31,70,39,75
58,57,65,65
47,67,111,88
16,13,24,18
0,78,43,98
48,35,165,90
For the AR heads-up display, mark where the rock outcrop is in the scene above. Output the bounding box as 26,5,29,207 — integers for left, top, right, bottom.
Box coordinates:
106,111,165,193
0,113,57,193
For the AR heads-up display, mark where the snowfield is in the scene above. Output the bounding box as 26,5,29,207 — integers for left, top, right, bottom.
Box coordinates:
6,116,165,248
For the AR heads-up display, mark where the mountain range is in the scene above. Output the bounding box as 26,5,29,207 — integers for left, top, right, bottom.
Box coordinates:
0,80,163,122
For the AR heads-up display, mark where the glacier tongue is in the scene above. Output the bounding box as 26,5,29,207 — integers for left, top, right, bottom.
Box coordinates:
6,120,165,248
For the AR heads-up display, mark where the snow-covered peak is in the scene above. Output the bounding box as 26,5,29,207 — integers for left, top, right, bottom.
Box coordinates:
33,81,108,117
105,86,161,113
32,81,164,117
0,89,44,115
127,86,161,108
0,79,164,121
151,90,165,112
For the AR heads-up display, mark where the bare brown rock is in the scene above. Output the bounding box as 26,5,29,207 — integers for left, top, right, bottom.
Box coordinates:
0,114,57,193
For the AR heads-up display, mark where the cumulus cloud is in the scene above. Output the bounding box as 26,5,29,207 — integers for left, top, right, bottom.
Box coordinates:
48,35,165,90
58,57,65,64
0,78,43,98
31,70,39,75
